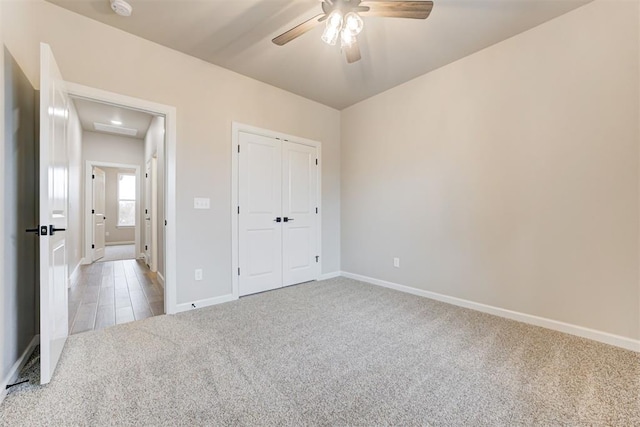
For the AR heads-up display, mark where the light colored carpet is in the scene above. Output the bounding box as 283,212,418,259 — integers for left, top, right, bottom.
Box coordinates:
96,244,136,263
1,277,638,425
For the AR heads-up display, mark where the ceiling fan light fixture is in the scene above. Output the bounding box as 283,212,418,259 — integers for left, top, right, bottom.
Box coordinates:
344,12,364,36
327,10,344,29
340,28,356,48
322,10,343,46
322,24,340,46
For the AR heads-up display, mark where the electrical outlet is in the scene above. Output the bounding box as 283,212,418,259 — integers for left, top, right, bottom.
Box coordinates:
195,269,203,281
194,197,210,209
393,257,400,268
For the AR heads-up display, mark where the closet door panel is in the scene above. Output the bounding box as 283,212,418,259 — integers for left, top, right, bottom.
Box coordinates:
282,141,318,286
238,132,283,296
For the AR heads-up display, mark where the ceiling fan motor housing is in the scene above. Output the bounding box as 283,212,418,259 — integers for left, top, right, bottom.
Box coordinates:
110,0,132,17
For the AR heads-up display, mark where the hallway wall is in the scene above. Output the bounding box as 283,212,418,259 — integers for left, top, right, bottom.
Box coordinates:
1,48,37,396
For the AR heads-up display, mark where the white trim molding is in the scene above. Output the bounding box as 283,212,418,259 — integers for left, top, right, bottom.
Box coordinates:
0,335,39,405
175,294,237,313
341,271,640,352
318,271,341,281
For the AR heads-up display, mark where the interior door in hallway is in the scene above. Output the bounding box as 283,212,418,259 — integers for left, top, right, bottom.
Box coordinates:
39,43,70,384
144,160,152,267
282,141,318,286
92,166,106,261
238,132,283,296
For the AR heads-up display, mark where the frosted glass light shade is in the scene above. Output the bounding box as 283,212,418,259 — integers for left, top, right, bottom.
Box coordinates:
344,12,363,35
340,28,355,48
322,10,343,46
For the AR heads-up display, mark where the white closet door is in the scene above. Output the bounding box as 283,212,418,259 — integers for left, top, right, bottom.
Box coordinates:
282,141,318,286
238,132,283,296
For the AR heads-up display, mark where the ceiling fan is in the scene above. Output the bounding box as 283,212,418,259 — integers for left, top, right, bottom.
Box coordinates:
272,0,434,64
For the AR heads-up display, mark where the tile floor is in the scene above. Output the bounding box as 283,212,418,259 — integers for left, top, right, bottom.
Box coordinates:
68,259,164,334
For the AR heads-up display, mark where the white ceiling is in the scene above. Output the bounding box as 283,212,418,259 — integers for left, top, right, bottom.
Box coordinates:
72,97,154,138
49,0,592,110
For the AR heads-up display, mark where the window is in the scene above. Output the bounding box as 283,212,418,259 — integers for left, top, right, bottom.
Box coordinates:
118,173,136,227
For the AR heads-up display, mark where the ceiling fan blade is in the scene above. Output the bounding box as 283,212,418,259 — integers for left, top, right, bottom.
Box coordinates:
345,41,362,64
272,13,326,46
359,1,433,19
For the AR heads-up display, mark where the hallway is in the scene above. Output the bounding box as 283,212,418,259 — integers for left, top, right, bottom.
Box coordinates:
68,259,164,334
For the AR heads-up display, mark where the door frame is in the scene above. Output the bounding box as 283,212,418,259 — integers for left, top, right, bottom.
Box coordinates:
231,122,322,299
84,161,141,263
67,82,178,314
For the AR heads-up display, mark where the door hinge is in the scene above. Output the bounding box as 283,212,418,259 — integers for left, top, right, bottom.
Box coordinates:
165,220,167,226
238,145,240,153
145,209,148,214
315,256,319,263
237,206,240,214
145,245,148,250
238,268,240,276
92,244,95,249
315,158,318,166
316,207,318,214
92,174,95,179
92,209,95,214
145,173,148,178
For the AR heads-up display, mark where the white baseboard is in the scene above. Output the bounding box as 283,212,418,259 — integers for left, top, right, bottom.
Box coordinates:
156,271,165,289
0,334,39,405
68,259,84,288
105,241,134,246
341,271,640,352
175,294,237,313
318,271,341,280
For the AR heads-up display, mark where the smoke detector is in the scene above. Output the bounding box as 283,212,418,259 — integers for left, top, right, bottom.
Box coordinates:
110,0,132,17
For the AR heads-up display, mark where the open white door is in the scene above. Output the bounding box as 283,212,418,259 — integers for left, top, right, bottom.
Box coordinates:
39,43,69,384
92,166,106,261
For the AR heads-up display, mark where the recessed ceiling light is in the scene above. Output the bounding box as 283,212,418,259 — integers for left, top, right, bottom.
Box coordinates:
111,120,122,125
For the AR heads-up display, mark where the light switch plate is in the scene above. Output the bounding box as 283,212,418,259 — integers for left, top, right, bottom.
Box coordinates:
194,197,210,209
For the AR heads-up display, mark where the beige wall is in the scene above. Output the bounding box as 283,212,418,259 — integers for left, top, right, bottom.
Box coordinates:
102,167,136,244
82,131,144,167
341,0,640,340
2,0,341,306
1,46,39,394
